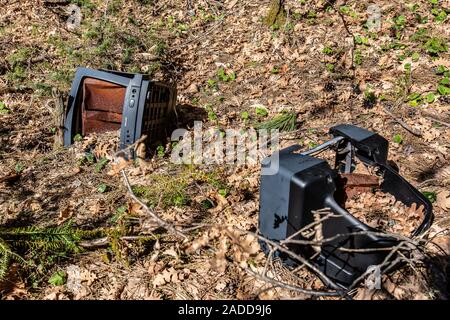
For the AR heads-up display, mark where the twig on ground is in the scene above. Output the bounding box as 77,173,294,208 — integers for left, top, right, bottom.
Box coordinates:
121,169,188,240
383,105,422,137
244,267,341,297
79,235,159,249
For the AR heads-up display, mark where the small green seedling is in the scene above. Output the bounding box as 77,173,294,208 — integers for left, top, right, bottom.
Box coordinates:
156,145,165,157
95,158,110,173
73,134,83,142
393,134,403,144
394,15,407,28
326,63,335,72
111,205,127,223
322,46,334,55
15,162,25,173
205,104,218,121
207,79,217,88
97,183,108,193
425,93,436,103
255,106,268,117
270,67,280,74
363,89,377,108
48,271,66,286
435,65,448,75
241,111,250,120
217,68,236,82
0,101,9,114
440,77,450,86
218,189,228,197
408,92,422,107
422,191,437,203
423,37,448,55
308,142,318,149
355,35,369,45
437,84,450,95
355,50,362,65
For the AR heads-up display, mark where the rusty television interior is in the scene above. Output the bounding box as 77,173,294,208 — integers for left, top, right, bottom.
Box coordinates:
64,67,177,156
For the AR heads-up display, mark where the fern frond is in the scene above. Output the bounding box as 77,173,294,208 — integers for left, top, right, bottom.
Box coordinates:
0,238,29,280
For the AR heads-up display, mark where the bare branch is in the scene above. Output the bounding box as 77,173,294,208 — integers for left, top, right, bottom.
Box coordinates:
121,169,188,240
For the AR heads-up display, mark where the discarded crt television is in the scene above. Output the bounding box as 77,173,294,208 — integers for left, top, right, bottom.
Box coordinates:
63,67,176,155
259,124,433,288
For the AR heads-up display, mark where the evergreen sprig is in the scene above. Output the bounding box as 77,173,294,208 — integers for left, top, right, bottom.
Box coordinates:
254,112,297,132
0,223,104,281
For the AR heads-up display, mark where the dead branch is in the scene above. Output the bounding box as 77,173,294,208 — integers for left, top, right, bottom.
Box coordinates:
120,169,188,240
79,235,158,249
244,267,341,297
383,106,422,137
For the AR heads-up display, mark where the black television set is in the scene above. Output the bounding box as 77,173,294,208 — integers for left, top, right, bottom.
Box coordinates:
63,67,177,156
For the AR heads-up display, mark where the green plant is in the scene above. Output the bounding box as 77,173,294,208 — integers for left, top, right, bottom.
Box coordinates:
254,112,297,132
205,104,218,121
111,205,128,223
207,79,217,88
97,183,108,193
48,271,66,286
132,178,186,208
217,68,236,82
394,15,407,28
435,65,449,76
0,223,90,281
339,5,357,18
411,52,420,62
431,8,448,23
423,37,448,55
422,191,437,203
355,50,362,65
73,134,83,142
155,40,167,56
437,84,450,95
241,111,250,120
355,35,369,45
393,134,403,144
15,162,25,174
363,89,377,107
255,106,269,117
95,158,110,173
156,145,165,157
0,101,9,114
440,77,450,86
408,92,422,106
6,65,27,83
425,93,436,103
270,66,280,74
404,63,412,72
218,189,228,197
6,48,32,68
326,63,335,72
322,46,334,55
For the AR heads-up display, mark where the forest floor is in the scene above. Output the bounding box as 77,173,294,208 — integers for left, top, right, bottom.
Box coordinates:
0,0,449,300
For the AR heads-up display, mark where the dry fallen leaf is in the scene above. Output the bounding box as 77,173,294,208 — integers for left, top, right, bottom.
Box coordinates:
436,190,450,211
107,157,129,176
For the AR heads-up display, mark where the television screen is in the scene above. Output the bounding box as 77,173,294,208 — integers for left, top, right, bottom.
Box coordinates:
81,78,126,135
